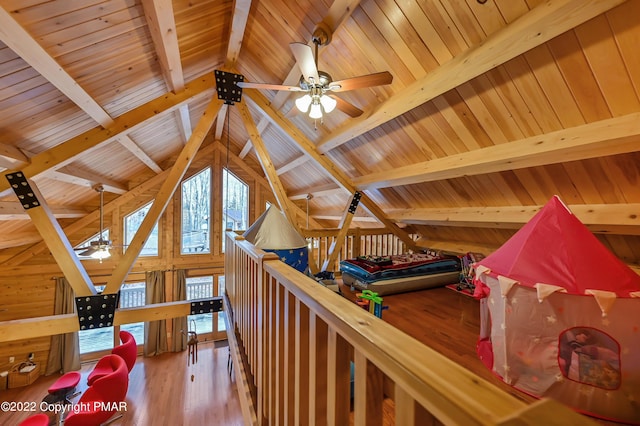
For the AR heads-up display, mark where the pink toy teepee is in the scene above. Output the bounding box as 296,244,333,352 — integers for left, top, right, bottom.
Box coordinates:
474,196,640,424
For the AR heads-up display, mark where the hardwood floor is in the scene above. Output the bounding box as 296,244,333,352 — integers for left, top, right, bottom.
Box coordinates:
0,341,243,425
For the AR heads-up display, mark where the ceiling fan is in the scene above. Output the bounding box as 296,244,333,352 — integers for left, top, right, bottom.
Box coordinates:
237,23,393,119
75,185,111,261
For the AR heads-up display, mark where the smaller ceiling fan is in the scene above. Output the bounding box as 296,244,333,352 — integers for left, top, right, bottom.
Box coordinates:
75,185,111,261
237,23,393,119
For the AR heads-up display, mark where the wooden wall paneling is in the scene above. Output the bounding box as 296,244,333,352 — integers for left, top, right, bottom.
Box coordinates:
0,336,50,376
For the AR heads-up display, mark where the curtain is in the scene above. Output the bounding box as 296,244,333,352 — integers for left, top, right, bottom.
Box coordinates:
144,270,167,357
45,277,80,375
171,269,188,352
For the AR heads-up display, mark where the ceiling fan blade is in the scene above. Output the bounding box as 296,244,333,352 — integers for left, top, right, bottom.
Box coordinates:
77,247,97,257
236,81,303,92
290,42,320,85
329,71,393,92
330,95,363,118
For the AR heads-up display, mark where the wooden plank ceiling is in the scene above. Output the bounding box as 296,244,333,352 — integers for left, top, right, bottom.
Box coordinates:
1,0,640,266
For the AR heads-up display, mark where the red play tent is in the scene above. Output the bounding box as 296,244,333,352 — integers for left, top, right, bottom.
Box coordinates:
474,196,640,424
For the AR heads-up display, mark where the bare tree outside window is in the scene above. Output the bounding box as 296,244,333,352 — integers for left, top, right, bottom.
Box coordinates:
222,168,249,252
181,168,211,254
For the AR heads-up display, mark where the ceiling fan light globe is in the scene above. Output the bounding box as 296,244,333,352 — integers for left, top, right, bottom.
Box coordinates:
309,103,323,119
295,94,312,112
90,248,111,260
319,95,337,113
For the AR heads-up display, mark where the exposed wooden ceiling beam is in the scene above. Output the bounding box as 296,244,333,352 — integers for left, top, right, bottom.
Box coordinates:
0,201,86,220
353,112,640,189
414,238,500,257
48,168,128,194
315,0,628,153
0,143,29,169
0,73,216,198
117,135,163,174
311,212,379,223
140,0,184,92
289,184,346,200
140,0,193,144
214,103,229,141
276,155,309,176
225,0,252,67
103,96,224,294
389,203,640,235
0,6,114,128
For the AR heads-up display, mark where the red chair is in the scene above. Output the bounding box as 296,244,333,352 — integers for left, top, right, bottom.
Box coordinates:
64,354,129,426
18,414,50,426
112,330,137,372
43,371,81,406
87,331,137,385
86,353,119,386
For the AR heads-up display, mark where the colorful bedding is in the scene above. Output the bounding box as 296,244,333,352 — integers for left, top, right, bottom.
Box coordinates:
340,252,461,295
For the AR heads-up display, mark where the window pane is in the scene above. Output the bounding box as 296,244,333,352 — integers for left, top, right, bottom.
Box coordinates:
181,168,211,254
119,282,145,345
222,169,249,252
124,202,159,256
186,276,213,334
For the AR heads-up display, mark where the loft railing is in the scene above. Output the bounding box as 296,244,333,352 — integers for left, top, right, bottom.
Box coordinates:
224,231,596,425
303,228,419,273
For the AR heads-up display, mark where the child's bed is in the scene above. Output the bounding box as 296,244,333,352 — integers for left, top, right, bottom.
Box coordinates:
340,252,461,296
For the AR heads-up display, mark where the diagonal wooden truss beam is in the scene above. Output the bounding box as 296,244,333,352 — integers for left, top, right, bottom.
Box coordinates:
0,201,86,220
103,96,224,294
322,192,360,271
243,90,417,250
236,101,300,230
4,175,95,296
315,0,628,153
